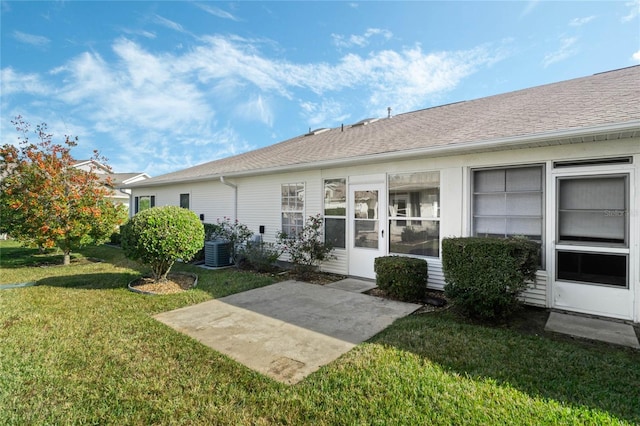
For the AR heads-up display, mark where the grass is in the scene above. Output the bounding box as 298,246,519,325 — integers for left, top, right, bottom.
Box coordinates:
1,240,639,425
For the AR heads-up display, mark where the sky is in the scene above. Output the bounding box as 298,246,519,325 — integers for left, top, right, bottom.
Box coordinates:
2,1,639,177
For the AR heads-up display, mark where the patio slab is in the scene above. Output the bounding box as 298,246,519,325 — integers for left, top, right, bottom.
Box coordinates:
325,278,377,293
154,280,421,384
545,312,640,349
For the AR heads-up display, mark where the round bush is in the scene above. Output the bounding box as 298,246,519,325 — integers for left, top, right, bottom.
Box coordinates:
374,256,428,302
121,206,204,282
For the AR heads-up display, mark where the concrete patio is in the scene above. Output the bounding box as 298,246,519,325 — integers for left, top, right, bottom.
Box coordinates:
154,279,421,384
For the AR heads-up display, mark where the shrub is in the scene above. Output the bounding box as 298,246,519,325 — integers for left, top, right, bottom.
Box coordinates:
238,240,282,273
276,214,335,279
205,217,254,264
442,237,540,321
121,206,204,282
374,256,428,302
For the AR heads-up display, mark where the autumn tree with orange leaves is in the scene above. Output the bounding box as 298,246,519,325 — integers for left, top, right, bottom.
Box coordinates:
0,117,127,265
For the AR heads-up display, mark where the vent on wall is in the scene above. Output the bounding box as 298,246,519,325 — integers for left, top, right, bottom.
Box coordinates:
553,157,632,168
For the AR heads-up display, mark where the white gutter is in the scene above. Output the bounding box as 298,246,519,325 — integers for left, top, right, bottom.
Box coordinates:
220,176,238,221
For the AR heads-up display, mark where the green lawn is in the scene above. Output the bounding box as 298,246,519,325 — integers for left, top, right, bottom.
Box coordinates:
1,240,639,425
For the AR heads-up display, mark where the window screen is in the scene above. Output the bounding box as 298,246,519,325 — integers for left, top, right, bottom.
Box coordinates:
473,166,543,241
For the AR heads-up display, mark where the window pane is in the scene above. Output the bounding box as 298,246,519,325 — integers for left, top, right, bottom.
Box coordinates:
354,219,378,249
354,190,378,219
180,193,189,209
389,172,440,219
506,167,542,191
324,179,346,216
138,196,151,212
557,251,627,287
325,218,345,249
473,166,543,240
474,169,505,192
389,220,439,257
282,212,303,237
558,176,626,244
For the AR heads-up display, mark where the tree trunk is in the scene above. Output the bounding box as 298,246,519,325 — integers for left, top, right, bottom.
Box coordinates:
63,251,71,266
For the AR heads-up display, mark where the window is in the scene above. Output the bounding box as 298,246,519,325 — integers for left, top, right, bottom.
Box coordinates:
556,174,629,287
324,178,346,249
472,166,543,243
557,176,627,245
134,195,155,213
281,183,304,237
388,171,440,257
180,193,190,209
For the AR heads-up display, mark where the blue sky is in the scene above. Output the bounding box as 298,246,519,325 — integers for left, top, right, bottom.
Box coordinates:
2,1,639,176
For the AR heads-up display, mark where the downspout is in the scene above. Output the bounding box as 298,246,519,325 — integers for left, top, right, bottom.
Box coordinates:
220,176,238,221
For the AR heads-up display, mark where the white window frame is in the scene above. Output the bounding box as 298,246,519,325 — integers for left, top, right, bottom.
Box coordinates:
134,195,155,214
553,166,632,288
281,183,305,237
388,170,441,258
323,178,346,250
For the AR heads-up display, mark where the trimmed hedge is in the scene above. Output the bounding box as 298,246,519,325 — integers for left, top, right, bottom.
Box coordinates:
374,256,428,302
442,237,539,320
121,206,204,282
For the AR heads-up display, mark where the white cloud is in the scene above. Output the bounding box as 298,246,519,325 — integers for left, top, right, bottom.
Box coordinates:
1,67,50,96
234,95,274,127
542,37,578,67
622,0,640,22
332,28,393,48
633,50,640,62
194,3,239,21
120,28,156,39
520,0,539,18
299,99,350,127
569,16,595,26
153,14,187,33
12,30,50,47
5,34,504,174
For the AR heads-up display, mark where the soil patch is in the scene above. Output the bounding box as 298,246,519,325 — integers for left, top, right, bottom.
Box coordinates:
366,288,451,314
129,272,197,295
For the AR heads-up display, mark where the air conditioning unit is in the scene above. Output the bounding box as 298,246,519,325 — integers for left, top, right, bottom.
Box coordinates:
204,240,232,267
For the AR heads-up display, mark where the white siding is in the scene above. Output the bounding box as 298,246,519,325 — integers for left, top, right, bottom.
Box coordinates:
236,170,322,243
130,180,234,222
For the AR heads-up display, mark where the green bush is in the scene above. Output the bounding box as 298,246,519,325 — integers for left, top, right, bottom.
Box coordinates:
442,237,539,321
121,206,204,282
374,256,428,302
238,240,282,273
276,214,335,279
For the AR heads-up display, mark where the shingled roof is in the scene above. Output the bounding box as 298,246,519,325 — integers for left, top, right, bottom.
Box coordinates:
130,66,640,187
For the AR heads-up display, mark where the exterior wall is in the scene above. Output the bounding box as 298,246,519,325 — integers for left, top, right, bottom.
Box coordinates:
129,137,639,320
130,180,235,223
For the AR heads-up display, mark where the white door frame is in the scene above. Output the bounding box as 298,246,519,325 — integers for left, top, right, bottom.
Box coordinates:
348,180,387,279
549,165,636,320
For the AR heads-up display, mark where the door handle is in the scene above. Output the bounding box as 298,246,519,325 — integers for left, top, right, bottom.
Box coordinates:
381,229,384,238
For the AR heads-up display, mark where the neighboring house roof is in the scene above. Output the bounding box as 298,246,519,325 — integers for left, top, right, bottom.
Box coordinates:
110,173,151,186
129,66,640,188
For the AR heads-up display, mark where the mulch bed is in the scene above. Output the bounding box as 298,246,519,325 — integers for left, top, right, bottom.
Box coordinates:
129,272,197,295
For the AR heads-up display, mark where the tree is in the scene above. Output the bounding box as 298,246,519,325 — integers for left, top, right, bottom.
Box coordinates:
0,116,127,265
120,206,204,282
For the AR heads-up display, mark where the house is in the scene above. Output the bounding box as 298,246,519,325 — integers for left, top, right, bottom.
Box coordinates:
126,65,640,323
73,160,150,214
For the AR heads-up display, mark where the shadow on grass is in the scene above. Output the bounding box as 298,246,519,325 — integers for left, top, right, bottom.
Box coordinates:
0,245,73,268
36,272,137,290
371,310,640,424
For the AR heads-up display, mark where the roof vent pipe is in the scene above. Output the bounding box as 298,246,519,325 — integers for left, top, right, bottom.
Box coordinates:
341,123,344,132
387,107,392,118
